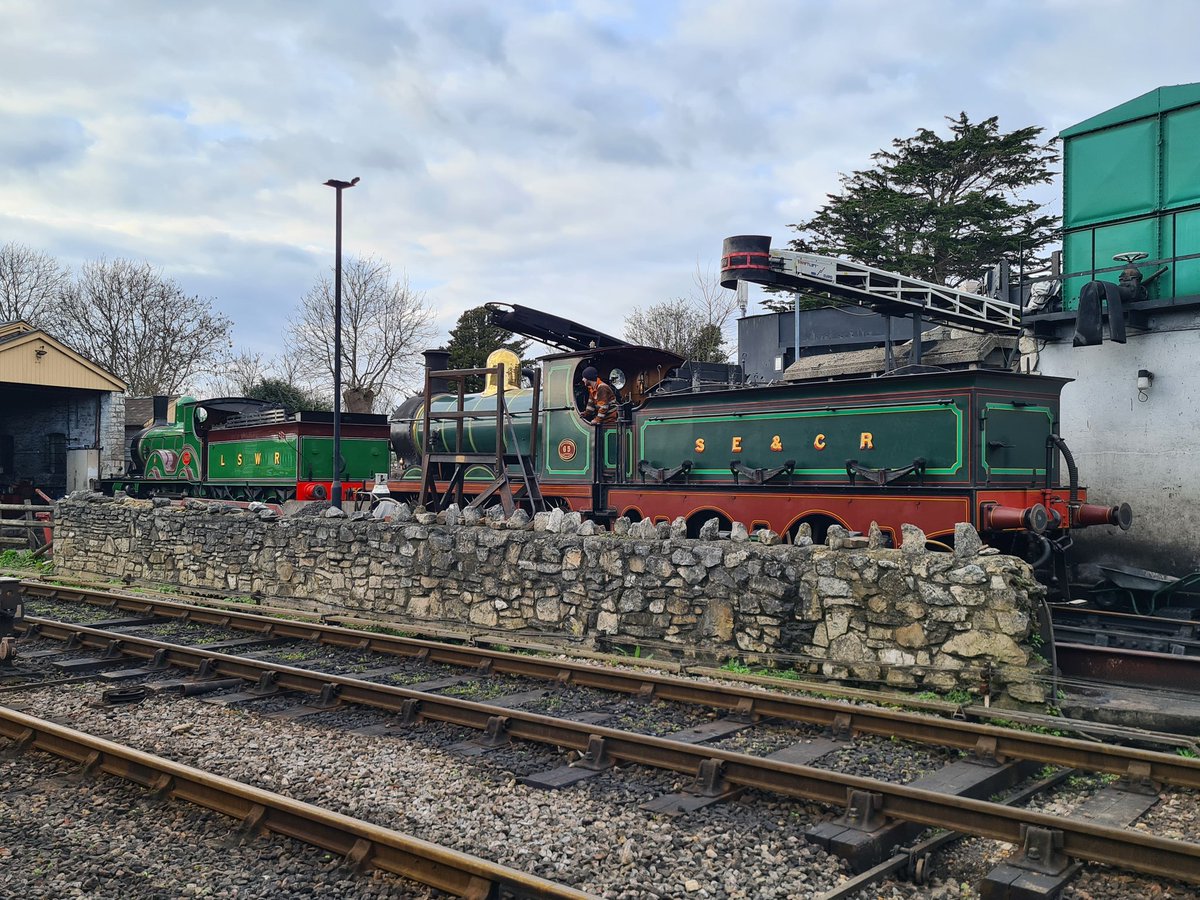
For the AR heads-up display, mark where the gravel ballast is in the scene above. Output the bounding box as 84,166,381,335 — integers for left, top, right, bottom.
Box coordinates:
3,674,1197,898
0,748,428,899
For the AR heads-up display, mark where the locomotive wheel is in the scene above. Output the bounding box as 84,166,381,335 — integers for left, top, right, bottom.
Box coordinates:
0,637,15,666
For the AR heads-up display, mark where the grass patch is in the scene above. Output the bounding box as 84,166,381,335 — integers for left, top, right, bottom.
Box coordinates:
914,689,975,706
0,549,52,573
275,648,320,662
719,659,807,683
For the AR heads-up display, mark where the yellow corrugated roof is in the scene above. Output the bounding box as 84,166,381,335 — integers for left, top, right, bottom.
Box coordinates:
0,323,126,391
0,321,33,341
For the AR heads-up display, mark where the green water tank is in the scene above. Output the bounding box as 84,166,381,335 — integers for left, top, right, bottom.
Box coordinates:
1061,83,1200,309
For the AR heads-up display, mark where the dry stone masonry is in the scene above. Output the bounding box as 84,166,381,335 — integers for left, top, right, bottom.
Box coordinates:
54,494,1050,706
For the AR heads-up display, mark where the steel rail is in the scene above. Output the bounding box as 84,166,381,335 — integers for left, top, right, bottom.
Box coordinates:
0,705,592,899
18,584,1200,791
814,768,1077,900
1056,642,1200,690
13,616,1200,884
25,579,1197,749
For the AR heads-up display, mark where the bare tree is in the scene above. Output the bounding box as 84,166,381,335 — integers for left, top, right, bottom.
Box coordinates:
0,242,71,331
58,258,233,395
194,349,270,398
625,298,704,358
688,263,742,337
624,264,740,363
287,256,434,413
270,352,312,395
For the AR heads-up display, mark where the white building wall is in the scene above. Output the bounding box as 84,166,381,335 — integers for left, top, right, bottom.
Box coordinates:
1030,308,1200,573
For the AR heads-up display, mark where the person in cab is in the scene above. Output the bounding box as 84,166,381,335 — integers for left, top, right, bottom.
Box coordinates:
580,366,618,425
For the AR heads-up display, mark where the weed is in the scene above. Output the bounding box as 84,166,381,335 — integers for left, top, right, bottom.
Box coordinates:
1177,747,1199,759
609,644,646,660
913,688,973,706
276,648,317,662
720,659,752,675
0,549,51,573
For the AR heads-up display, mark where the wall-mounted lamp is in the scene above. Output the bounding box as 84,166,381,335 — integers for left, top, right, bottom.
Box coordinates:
1137,368,1154,402
34,346,47,361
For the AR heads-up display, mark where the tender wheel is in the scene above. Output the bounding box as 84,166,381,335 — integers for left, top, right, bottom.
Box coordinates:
913,853,930,885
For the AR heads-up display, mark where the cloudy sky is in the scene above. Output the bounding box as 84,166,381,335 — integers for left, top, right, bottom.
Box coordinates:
2,0,1197,359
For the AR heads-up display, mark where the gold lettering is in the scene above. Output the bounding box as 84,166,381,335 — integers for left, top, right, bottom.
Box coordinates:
813,434,826,451
236,453,243,465
859,432,874,450
770,435,783,451
219,454,225,466
731,436,743,453
254,452,262,465
274,452,281,465
694,438,705,453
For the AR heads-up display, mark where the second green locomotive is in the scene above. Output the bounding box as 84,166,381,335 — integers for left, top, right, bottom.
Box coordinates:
105,396,391,502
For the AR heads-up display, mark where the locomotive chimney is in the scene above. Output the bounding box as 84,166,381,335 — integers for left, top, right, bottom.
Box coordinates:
423,348,452,395
152,395,170,425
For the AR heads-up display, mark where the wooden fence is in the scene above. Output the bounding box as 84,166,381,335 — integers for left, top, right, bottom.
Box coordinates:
0,501,54,557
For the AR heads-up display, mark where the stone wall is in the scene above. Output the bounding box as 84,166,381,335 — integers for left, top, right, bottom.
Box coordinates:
54,495,1050,705
99,392,126,479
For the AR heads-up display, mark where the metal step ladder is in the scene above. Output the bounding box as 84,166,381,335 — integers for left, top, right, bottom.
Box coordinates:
416,362,545,515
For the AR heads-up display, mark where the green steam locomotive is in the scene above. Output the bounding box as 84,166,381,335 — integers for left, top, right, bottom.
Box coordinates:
103,396,391,502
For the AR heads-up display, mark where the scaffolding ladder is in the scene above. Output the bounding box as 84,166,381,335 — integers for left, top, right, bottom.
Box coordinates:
416,363,545,515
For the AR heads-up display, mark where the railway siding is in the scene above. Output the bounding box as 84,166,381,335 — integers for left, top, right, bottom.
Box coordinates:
54,494,1049,704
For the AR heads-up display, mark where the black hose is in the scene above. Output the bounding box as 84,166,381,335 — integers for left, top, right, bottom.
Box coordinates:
1047,434,1079,519
1027,532,1053,569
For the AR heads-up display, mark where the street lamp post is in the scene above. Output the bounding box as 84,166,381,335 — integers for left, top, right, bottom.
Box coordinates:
323,176,359,510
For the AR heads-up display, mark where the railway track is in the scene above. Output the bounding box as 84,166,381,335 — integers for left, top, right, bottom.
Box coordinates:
16,573,1200,706
12,580,1200,760
0,704,591,899
6,585,1200,895
1051,604,1200,691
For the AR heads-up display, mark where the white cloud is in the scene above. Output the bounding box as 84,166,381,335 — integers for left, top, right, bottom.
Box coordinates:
1,0,1197,365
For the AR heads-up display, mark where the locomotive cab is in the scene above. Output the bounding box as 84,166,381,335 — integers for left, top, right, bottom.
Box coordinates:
564,346,685,416
539,345,684,490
